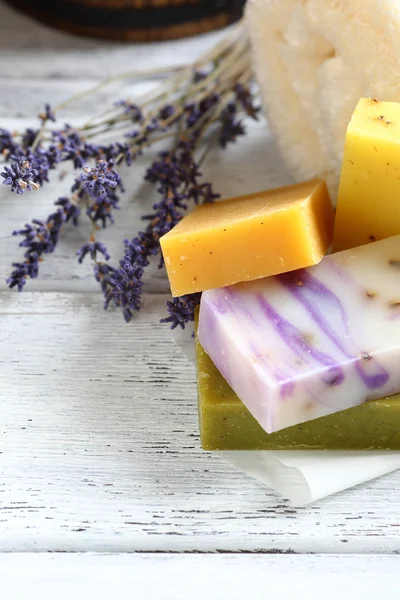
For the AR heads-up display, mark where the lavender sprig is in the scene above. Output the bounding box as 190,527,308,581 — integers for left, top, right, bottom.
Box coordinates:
4,25,259,327
7,198,80,291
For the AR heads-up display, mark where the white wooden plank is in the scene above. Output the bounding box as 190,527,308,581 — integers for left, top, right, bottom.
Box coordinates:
1,553,400,600
0,78,156,119
0,117,292,293
1,292,400,554
0,3,228,80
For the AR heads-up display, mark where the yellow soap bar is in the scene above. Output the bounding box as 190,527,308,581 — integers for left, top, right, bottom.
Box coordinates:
333,97,400,252
160,179,333,297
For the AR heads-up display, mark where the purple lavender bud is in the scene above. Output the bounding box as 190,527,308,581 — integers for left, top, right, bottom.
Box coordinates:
77,240,110,264
125,129,141,140
38,104,56,123
117,143,133,166
192,70,208,83
77,160,123,201
111,260,144,320
160,293,201,330
55,197,80,226
0,128,18,156
43,145,61,170
234,82,260,120
219,102,246,148
94,262,116,296
7,260,33,291
12,223,36,241
145,117,162,134
185,105,201,128
114,100,143,123
190,182,220,204
21,128,39,149
9,148,55,187
8,260,35,291
158,105,176,121
184,93,219,129
53,127,101,168
199,92,219,115
1,160,40,194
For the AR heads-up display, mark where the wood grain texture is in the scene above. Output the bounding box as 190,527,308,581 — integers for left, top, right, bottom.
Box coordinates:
1,554,400,600
1,292,400,554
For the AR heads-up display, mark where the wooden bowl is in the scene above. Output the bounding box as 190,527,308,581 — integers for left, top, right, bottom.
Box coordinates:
5,0,246,42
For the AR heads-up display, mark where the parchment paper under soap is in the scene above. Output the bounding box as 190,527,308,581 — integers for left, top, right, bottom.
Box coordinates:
215,450,400,505
167,315,400,505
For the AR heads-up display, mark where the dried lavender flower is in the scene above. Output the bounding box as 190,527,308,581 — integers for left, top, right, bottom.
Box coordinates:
161,293,201,330
94,258,144,322
234,82,260,120
1,160,40,194
76,160,123,200
0,128,16,155
7,197,79,290
22,128,39,148
71,160,124,228
114,100,143,123
55,197,80,226
38,103,56,123
158,105,176,121
94,262,116,296
77,239,110,263
219,102,246,148
7,257,39,292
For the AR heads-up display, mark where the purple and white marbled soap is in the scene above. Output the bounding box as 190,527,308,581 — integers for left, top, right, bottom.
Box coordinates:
198,235,400,433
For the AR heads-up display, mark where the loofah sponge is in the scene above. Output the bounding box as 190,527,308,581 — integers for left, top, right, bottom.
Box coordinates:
245,0,400,201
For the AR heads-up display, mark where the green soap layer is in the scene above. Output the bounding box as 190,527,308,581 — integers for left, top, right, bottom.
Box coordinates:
196,335,400,450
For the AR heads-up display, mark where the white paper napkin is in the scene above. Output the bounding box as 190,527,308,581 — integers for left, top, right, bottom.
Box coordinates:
215,450,400,505
168,318,400,505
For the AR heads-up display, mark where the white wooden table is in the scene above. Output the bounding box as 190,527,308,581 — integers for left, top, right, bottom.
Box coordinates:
1,3,400,597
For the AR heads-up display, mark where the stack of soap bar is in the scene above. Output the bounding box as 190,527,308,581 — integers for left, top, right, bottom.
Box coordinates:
198,235,400,434
160,179,333,297
196,332,400,450
333,97,400,252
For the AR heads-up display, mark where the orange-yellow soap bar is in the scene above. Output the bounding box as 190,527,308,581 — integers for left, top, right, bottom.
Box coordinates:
160,179,334,297
333,98,400,252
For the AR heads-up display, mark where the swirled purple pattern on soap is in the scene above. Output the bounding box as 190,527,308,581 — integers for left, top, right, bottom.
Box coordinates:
198,235,400,433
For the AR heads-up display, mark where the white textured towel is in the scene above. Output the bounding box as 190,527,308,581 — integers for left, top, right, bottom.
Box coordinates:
245,0,400,200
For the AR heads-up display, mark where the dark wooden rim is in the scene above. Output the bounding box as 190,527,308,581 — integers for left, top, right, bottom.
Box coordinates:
6,0,245,30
